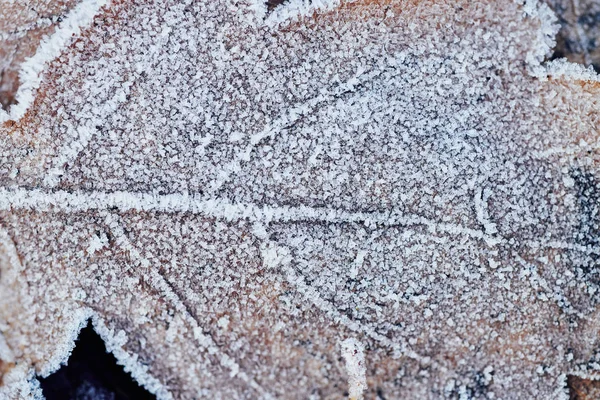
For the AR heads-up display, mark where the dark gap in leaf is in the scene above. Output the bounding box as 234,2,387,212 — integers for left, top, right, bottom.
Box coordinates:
0,69,18,111
39,321,156,400
266,0,288,12
544,0,600,72
266,0,314,12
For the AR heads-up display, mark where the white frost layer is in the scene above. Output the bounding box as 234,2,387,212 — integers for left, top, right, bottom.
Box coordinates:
540,58,600,82
0,332,14,363
523,0,600,81
262,0,345,26
522,0,559,66
259,240,431,365
37,308,93,378
0,186,496,244
1,0,599,397
474,186,498,236
340,338,367,400
103,212,271,398
9,308,173,399
0,365,44,400
0,0,108,123
1,187,598,257
91,315,174,400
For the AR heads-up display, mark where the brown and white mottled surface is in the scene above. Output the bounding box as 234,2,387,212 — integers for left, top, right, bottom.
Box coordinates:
1,0,600,399
0,0,80,109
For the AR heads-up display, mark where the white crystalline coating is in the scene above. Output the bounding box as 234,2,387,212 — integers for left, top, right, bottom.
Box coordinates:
91,315,175,400
340,338,367,400
0,365,44,400
87,231,109,254
103,211,272,397
0,187,502,244
523,0,560,62
2,0,600,398
541,58,600,81
263,0,345,26
0,0,108,123
474,187,498,236
36,308,92,378
0,332,13,363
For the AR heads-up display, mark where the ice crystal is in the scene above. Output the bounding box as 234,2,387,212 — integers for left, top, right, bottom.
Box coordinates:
1,0,600,399
341,338,366,400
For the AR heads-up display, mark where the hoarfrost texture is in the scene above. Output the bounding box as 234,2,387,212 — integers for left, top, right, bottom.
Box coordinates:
543,0,600,70
340,338,366,400
0,0,600,399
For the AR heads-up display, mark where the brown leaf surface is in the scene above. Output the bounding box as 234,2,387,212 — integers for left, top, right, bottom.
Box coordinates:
1,0,600,399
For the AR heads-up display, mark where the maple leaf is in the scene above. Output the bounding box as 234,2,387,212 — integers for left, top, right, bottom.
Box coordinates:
1,0,600,399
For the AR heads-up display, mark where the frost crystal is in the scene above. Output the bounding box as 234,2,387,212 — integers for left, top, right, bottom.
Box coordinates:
1,0,600,398
341,338,366,400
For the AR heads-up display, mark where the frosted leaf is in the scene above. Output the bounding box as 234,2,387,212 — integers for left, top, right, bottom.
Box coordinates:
0,0,99,112
1,0,600,399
